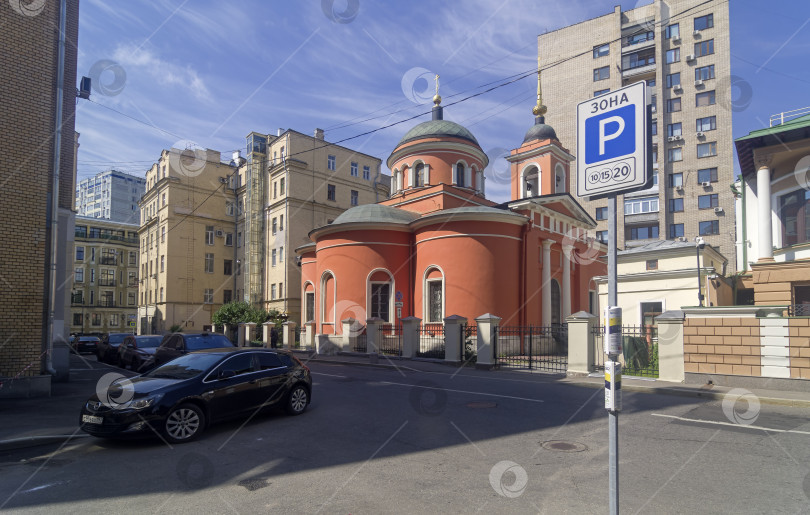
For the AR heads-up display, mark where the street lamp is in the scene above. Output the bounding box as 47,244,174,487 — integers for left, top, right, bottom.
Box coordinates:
695,236,705,306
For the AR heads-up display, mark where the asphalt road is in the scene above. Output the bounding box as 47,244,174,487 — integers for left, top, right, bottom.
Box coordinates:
1,360,809,514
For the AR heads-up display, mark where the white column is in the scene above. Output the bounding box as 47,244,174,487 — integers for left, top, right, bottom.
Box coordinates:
562,244,572,319
542,240,553,326
756,160,774,262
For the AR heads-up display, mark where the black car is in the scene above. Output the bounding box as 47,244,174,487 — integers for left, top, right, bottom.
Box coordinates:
97,333,133,365
72,336,101,354
117,335,163,371
147,332,235,370
79,348,312,443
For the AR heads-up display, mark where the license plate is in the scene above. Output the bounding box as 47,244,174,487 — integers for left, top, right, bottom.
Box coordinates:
82,414,103,424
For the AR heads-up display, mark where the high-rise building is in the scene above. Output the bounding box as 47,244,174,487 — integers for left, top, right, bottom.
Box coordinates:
75,169,146,223
0,0,79,395
538,0,735,269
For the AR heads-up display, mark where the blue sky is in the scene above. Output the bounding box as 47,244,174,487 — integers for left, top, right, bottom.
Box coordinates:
75,0,810,204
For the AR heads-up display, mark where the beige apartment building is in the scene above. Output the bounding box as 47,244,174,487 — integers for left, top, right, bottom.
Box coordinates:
70,217,140,335
538,0,735,268
235,129,389,324
137,148,239,334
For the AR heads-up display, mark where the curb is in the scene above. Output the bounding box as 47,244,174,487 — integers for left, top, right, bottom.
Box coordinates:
0,433,90,452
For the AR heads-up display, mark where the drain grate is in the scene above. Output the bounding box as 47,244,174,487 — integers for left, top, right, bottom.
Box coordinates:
540,440,588,452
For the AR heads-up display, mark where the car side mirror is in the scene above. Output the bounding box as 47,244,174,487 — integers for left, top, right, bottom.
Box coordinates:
218,370,235,380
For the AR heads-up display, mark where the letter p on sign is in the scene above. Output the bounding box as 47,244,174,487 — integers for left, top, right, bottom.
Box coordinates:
599,116,625,155
584,104,636,165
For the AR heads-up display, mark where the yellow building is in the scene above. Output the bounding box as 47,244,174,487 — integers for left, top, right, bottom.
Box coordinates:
70,217,140,335
137,148,239,334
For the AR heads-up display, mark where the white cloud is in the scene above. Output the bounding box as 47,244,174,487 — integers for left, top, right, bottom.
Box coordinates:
112,44,212,102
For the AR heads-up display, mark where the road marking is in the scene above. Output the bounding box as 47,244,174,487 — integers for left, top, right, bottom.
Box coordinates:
311,372,347,379
378,381,544,403
651,413,810,435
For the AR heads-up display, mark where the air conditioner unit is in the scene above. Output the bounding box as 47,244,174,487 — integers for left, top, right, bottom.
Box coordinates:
675,185,684,192
672,36,681,44
673,85,683,92
678,236,688,242
693,29,701,36
667,136,675,142
686,54,696,61
219,177,228,184
701,181,712,187
714,207,724,213
651,105,657,113
215,230,224,237
696,131,705,138
674,135,683,141
695,79,704,86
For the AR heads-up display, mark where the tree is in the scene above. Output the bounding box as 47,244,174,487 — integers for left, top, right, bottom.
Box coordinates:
212,301,270,327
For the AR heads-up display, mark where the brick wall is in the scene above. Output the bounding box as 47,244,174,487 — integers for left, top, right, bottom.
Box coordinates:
789,318,810,380
683,317,761,376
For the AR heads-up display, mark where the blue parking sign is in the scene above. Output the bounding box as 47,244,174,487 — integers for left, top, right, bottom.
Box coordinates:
584,104,635,165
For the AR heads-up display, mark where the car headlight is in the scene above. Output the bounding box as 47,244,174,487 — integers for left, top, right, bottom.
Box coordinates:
115,394,163,411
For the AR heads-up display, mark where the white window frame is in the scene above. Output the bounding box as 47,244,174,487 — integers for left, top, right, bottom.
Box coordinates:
320,271,336,324
366,268,394,323
422,266,445,323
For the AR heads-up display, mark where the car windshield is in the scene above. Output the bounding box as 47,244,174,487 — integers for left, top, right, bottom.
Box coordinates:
108,334,128,344
184,334,234,351
137,337,162,348
143,353,224,380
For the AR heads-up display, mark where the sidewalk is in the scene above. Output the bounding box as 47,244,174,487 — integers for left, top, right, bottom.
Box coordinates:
2,350,808,452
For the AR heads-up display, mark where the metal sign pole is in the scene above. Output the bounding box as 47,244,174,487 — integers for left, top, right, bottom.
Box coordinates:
607,193,619,515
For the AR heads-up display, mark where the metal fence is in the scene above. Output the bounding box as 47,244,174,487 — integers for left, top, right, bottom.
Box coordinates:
353,326,367,353
377,324,403,356
417,323,445,359
462,324,477,363
592,325,659,378
787,304,810,317
494,324,567,372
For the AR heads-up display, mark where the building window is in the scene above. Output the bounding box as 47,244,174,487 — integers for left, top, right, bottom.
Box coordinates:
625,30,654,46
370,283,391,322
455,163,465,187
161,226,166,243
100,269,115,287
698,194,719,209
427,280,443,323
665,23,680,39
414,163,425,187
128,292,136,306
73,313,83,326
651,120,657,136
646,259,658,271
669,198,684,212
667,148,683,162
695,64,715,81
279,283,283,297
694,13,714,31
669,173,683,188
280,177,285,195
225,233,233,246
624,196,659,215
363,165,370,180
696,116,717,132
696,90,716,107
206,225,214,245
695,39,715,58
272,217,278,235
350,162,358,177
160,255,165,272
226,201,234,216
669,224,684,239
351,190,359,206
129,250,137,265
779,189,810,246
327,155,336,171
595,207,607,220
665,48,680,64
666,97,682,113
91,313,101,326
273,182,278,199
593,66,609,81
596,230,608,243
272,249,277,267
666,72,680,89
622,48,655,70
159,288,163,303
626,224,659,240
74,267,84,283
699,220,719,235
594,88,610,97
697,142,718,158
237,232,242,247
279,215,284,231
667,122,682,137
205,253,214,273
100,248,117,265
224,259,232,275
593,43,609,58
271,284,277,300
204,289,213,304
100,290,114,307
161,193,166,207
75,246,84,261
279,246,284,262
697,167,718,183
327,184,336,201
223,289,232,304
128,271,137,286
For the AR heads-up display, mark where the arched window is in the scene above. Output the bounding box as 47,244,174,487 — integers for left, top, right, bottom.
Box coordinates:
415,163,425,187
423,266,444,323
456,163,465,187
303,281,315,323
523,164,539,198
367,269,394,322
555,164,566,193
550,279,561,325
320,271,336,326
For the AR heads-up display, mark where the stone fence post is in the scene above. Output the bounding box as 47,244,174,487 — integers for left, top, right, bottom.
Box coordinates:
443,315,467,363
566,311,597,376
656,310,685,382
245,322,257,346
237,323,247,347
342,318,357,352
475,313,501,370
366,317,384,354
401,316,421,359
262,321,274,348
304,321,316,351
282,321,297,350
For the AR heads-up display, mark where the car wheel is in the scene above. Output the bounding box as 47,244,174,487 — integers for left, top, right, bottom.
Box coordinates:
163,403,205,444
285,385,309,416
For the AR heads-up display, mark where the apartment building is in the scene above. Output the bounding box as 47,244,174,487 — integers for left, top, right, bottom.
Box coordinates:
137,148,239,334
538,0,735,269
235,129,389,324
75,169,145,223
70,217,139,335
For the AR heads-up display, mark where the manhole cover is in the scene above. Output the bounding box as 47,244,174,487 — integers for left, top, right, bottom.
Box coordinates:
466,401,497,409
238,478,270,491
540,440,588,452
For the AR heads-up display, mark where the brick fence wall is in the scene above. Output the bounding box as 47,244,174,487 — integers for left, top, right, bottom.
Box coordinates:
684,317,761,376
789,318,810,379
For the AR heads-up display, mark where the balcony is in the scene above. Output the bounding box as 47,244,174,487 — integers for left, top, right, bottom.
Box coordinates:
98,279,116,287
99,257,117,265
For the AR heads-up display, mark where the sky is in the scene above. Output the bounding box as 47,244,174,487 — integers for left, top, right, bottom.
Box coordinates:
75,0,810,204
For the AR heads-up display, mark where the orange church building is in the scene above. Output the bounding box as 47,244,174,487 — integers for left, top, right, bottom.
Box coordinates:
296,81,606,334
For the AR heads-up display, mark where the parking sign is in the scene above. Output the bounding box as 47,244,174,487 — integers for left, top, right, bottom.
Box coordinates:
576,81,648,198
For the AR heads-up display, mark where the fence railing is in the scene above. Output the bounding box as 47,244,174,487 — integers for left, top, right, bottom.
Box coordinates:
787,304,810,317
494,324,567,372
377,323,403,356
417,323,445,359
462,324,477,363
592,325,659,378
353,326,367,353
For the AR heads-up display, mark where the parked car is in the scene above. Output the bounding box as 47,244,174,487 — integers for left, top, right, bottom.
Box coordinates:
72,336,101,355
144,332,235,371
79,348,312,443
117,335,163,372
97,333,133,365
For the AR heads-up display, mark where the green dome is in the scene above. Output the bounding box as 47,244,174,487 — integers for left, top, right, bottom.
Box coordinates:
397,119,481,148
331,204,419,225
